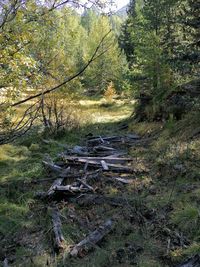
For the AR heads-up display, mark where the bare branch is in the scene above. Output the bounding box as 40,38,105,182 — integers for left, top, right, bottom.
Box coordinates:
11,30,112,107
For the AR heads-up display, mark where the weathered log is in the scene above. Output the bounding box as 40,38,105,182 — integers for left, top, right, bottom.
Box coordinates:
54,185,93,194
77,178,94,191
176,254,200,267
63,156,132,164
93,145,116,152
62,157,133,173
33,170,100,184
114,177,134,184
51,207,65,251
43,160,70,178
70,219,113,257
48,178,64,196
43,160,63,173
47,167,71,196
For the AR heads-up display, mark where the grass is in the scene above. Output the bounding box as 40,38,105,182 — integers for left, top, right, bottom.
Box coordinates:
0,99,200,266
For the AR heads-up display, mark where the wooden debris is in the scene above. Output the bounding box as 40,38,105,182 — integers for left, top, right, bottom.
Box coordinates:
70,219,113,257
84,161,89,172
101,160,109,170
87,136,121,146
176,254,200,267
62,157,133,173
114,177,134,184
99,136,105,143
125,134,140,140
37,133,139,259
33,170,100,184
102,165,133,173
3,258,9,267
43,160,70,178
47,167,70,196
54,185,93,194
87,135,140,146
51,207,65,251
69,146,88,156
77,178,94,191
62,156,132,164
48,178,64,196
92,145,118,156
43,160,63,174
93,145,116,152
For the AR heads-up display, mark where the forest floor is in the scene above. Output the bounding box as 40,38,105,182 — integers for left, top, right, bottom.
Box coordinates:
0,98,200,267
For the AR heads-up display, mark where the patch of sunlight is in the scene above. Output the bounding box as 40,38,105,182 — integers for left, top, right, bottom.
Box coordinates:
79,99,105,106
0,144,30,162
79,98,135,107
90,110,132,124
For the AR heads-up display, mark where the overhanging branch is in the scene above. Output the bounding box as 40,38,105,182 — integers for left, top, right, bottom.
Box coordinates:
11,30,112,107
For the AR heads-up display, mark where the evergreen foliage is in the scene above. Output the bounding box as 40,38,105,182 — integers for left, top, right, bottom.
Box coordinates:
120,0,200,121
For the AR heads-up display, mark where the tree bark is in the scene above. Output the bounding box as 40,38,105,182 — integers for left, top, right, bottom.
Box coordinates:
51,207,65,251
70,219,113,257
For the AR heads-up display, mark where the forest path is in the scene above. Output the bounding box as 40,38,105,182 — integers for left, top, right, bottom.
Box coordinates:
1,99,199,267
32,129,151,267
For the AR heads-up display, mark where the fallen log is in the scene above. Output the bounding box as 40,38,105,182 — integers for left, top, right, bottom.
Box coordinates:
114,177,134,184
51,207,65,251
43,160,63,173
176,254,200,267
62,157,133,173
70,219,113,257
33,169,100,184
77,178,94,191
47,167,71,196
54,185,93,194
93,145,116,152
62,156,132,164
48,178,64,196
43,160,70,178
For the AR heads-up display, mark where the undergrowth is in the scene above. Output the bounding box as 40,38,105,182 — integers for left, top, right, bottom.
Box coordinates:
0,101,200,266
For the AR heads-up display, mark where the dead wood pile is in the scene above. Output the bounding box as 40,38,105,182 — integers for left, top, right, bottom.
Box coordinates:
36,134,139,256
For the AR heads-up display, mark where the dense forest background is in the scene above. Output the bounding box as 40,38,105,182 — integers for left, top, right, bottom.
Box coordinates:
0,0,199,142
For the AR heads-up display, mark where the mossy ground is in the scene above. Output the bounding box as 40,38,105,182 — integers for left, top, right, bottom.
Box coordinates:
0,99,199,266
